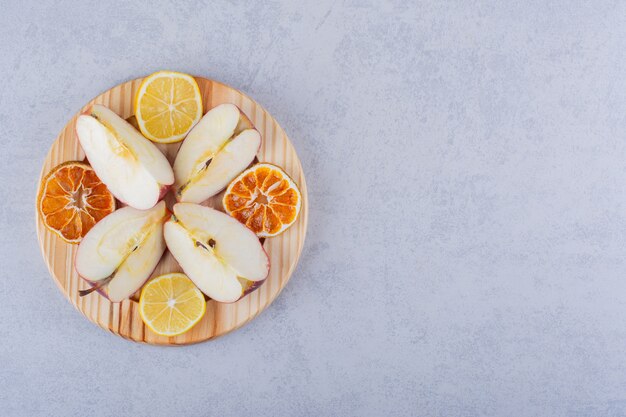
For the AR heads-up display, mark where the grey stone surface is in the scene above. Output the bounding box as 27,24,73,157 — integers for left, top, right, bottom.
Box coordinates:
2,0,626,415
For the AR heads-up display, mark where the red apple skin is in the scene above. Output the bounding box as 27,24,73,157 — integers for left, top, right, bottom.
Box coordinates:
221,262,269,302
81,104,94,116
240,278,266,298
158,184,171,201
206,277,266,304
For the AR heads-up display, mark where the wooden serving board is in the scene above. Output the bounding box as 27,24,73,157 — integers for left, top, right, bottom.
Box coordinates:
35,76,308,345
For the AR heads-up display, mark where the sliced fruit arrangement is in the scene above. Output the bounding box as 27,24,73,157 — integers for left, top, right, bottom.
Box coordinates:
223,163,302,237
139,273,206,337
38,161,115,243
76,104,174,210
75,201,168,302
134,71,203,143
37,70,307,338
173,103,261,203
164,203,269,303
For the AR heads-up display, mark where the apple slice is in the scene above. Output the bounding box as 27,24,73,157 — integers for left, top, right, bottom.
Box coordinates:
164,203,269,302
75,201,168,302
173,104,261,203
76,104,174,210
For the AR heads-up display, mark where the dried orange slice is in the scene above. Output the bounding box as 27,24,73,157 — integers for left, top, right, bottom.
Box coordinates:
38,161,116,243
223,163,301,237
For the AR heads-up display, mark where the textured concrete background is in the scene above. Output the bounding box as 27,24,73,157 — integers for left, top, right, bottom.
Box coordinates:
2,1,626,416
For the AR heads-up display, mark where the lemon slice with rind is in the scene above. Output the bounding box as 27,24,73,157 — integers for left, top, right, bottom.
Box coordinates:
134,71,203,143
139,272,206,336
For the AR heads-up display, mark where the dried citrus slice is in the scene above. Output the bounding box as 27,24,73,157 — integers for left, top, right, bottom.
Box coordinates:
223,163,302,237
134,71,203,143
139,273,206,337
38,161,116,243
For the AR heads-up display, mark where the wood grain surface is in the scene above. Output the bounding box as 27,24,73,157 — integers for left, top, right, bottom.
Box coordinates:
35,76,308,345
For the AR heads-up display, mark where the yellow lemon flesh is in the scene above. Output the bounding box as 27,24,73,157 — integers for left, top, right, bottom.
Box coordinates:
139,272,206,336
135,71,203,143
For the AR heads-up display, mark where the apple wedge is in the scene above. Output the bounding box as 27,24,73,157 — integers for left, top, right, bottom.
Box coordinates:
75,201,168,302
173,104,261,203
164,203,269,303
76,104,174,210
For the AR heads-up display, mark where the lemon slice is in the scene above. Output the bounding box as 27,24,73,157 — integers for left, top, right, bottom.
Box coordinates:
134,71,203,143
139,273,206,336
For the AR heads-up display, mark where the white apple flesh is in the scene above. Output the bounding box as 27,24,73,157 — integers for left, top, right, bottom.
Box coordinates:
75,201,168,302
173,104,261,203
164,203,269,303
76,104,174,210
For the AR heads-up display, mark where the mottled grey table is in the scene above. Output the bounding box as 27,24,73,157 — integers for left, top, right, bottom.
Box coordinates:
2,1,626,416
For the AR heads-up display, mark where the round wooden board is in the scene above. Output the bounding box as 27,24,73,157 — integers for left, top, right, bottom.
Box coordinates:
35,76,308,345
